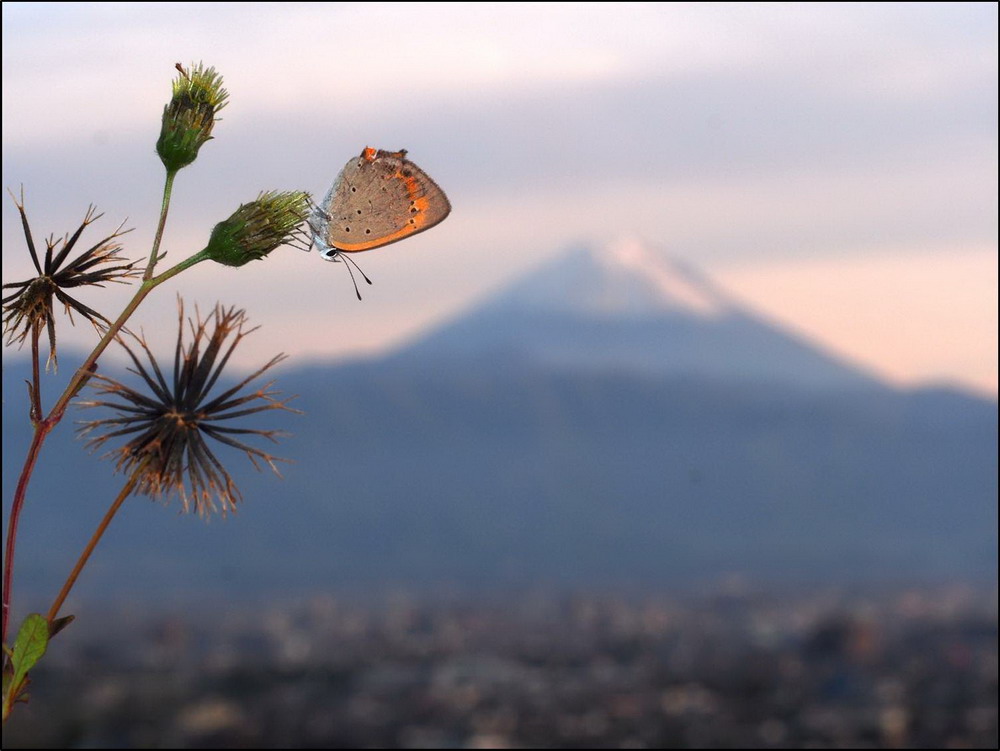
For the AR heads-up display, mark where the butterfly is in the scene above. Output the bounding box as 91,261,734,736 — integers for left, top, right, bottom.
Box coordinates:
308,147,451,297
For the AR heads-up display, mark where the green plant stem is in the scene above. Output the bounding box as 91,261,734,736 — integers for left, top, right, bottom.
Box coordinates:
47,473,140,625
144,169,177,282
47,255,201,424
1,250,207,649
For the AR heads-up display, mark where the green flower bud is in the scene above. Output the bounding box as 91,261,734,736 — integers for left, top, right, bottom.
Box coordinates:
156,62,229,173
202,191,311,267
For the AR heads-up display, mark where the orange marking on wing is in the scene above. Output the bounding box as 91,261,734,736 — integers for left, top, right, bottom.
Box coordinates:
402,174,432,231
400,172,431,209
334,223,419,252
362,146,378,162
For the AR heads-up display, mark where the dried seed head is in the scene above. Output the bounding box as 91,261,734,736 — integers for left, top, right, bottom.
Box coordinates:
78,300,300,516
2,191,138,369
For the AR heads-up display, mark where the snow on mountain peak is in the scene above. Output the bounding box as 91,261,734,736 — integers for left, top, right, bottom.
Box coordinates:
597,237,730,317
494,237,734,319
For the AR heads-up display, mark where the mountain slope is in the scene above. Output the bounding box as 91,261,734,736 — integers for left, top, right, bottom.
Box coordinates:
396,239,883,390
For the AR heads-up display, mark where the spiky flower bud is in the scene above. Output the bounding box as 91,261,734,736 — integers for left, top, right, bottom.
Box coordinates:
156,62,229,173
202,191,311,267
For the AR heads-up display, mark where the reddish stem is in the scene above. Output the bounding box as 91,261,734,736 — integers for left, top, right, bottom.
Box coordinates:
2,324,47,648
2,423,51,647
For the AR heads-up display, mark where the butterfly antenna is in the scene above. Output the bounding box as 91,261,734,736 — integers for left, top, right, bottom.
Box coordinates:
335,253,369,301
342,253,374,298
340,255,363,300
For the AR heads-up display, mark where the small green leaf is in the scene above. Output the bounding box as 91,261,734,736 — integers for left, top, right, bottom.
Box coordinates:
3,615,49,722
9,614,47,695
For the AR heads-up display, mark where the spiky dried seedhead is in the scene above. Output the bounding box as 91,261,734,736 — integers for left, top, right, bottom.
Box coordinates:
78,301,300,516
2,190,139,369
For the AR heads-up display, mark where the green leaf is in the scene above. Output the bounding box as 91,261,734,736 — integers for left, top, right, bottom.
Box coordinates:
3,614,49,721
10,614,48,688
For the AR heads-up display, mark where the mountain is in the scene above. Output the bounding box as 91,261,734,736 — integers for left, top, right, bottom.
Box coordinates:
1,242,996,606
396,238,882,390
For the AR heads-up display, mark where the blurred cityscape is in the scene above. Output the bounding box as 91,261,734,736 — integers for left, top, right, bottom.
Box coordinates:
5,584,997,749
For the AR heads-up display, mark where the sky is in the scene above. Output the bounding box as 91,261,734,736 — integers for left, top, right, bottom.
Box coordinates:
2,2,997,395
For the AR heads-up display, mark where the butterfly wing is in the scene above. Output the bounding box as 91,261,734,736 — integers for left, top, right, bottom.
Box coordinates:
313,149,451,255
